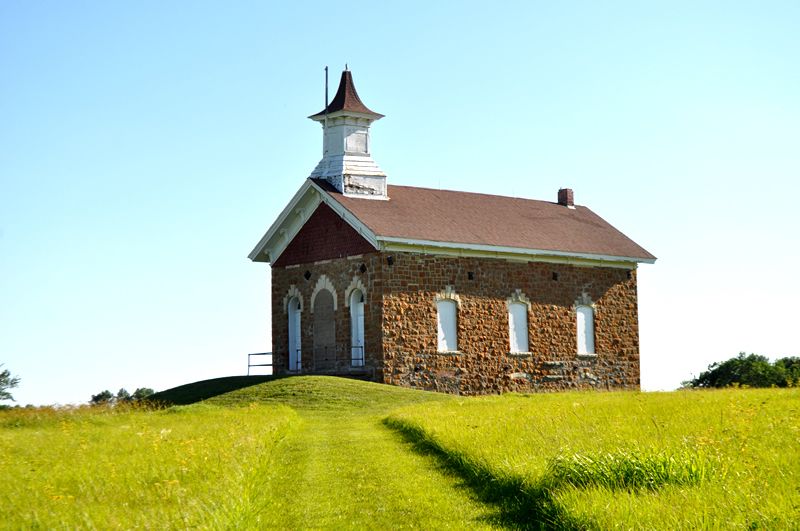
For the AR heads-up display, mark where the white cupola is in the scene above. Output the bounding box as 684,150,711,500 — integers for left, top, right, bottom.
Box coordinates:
308,69,387,199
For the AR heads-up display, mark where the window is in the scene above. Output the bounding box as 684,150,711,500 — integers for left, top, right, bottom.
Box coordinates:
508,302,528,353
436,299,457,352
345,276,368,367
576,305,595,355
350,289,365,367
287,296,302,371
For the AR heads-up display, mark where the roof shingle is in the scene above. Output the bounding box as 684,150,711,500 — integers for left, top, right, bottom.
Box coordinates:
312,179,655,262
309,70,383,119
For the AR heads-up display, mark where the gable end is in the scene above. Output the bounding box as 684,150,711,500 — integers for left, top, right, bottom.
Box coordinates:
274,202,376,267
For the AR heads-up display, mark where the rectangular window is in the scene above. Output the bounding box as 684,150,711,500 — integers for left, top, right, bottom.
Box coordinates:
576,305,595,354
436,300,457,352
509,302,528,353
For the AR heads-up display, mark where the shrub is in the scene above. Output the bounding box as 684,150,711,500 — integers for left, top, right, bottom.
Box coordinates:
775,357,800,386
132,387,155,400
91,387,155,405
91,390,114,404
686,353,796,388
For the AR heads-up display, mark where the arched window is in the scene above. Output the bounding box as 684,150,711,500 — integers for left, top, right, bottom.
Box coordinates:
508,302,528,353
287,296,302,371
576,305,595,355
436,299,458,352
350,289,365,367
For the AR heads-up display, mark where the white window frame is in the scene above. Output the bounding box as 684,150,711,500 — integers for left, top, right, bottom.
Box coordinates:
350,289,365,367
506,289,531,354
436,300,458,352
287,296,302,371
435,285,460,353
576,305,595,355
508,302,529,353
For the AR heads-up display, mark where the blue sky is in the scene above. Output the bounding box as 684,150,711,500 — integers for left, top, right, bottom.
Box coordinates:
2,1,798,404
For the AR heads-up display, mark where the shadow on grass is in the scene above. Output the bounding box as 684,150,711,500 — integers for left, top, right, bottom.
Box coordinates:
383,418,591,531
148,375,284,405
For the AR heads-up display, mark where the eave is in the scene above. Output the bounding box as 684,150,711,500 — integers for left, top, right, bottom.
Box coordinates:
379,238,654,269
248,180,380,263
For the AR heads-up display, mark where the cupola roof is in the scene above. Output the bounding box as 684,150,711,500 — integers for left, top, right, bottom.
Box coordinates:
309,70,384,119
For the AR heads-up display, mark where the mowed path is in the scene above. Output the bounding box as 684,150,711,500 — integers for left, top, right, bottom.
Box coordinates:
208,377,496,529
260,411,494,529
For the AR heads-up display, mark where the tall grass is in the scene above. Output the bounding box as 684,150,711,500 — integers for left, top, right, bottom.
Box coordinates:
1,377,494,529
1,402,298,528
4,379,798,529
544,449,715,491
385,388,800,529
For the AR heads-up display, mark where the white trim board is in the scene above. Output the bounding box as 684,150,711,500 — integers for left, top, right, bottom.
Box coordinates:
380,239,652,269
248,180,380,264
248,180,315,262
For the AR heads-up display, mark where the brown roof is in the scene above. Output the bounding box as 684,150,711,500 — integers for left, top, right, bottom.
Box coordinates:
309,70,384,119
312,179,655,262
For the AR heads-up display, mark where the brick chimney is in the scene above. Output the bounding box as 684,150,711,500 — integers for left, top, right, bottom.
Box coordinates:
557,188,575,209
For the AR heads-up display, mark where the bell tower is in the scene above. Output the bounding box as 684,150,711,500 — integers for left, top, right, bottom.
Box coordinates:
308,69,387,199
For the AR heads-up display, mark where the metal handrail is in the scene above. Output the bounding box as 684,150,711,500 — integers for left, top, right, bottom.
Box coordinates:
292,349,302,372
350,345,365,367
263,346,367,374
247,352,272,376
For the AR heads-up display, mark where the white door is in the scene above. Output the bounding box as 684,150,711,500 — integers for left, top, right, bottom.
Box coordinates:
288,297,301,371
350,290,365,366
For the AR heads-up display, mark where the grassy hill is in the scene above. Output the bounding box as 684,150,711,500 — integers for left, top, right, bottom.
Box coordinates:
2,377,798,529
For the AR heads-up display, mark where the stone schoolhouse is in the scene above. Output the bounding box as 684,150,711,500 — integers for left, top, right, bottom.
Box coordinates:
249,70,656,395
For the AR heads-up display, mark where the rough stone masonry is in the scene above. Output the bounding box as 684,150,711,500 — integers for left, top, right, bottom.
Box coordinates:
271,227,640,395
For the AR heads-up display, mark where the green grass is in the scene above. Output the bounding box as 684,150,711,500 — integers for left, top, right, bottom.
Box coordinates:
544,449,714,491
2,377,495,529
0,401,298,528
385,388,800,529
3,378,799,529
147,375,275,405
206,377,496,528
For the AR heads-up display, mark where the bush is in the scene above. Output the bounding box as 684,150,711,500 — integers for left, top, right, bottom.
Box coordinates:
91,390,114,404
774,357,800,385
685,353,797,388
132,388,155,400
91,387,155,405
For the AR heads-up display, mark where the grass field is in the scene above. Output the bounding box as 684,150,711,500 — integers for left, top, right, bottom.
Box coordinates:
2,377,798,529
0,401,299,528
386,388,800,529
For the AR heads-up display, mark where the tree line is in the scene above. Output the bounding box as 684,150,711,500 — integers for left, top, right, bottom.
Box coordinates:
683,353,800,389
1,364,155,407
90,388,154,404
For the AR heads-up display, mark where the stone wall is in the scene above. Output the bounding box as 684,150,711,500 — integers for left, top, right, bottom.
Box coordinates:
379,252,640,395
271,252,384,379
269,245,641,395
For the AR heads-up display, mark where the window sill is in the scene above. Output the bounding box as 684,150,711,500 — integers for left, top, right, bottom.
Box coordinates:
436,350,463,355
508,352,533,358
577,353,598,360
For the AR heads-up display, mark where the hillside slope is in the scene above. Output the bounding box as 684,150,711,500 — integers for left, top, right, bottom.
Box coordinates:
4,376,798,529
